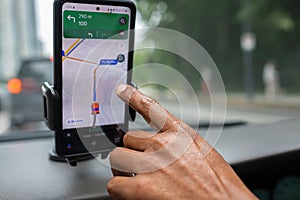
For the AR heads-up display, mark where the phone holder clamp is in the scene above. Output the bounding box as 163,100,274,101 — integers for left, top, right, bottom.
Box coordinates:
42,82,136,166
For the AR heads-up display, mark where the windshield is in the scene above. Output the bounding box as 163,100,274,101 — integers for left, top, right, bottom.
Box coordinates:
0,0,300,139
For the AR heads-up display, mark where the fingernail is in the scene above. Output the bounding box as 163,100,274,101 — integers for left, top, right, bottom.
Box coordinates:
116,84,127,94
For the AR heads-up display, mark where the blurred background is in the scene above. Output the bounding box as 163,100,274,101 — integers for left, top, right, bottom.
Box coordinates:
131,0,300,132
134,0,300,92
0,0,300,136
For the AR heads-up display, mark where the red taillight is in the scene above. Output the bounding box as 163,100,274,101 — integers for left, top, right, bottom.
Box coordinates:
7,78,22,94
50,56,54,63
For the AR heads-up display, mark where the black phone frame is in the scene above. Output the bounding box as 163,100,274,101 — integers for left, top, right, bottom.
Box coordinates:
52,0,136,160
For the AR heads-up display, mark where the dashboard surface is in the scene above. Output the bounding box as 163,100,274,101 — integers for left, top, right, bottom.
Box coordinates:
0,118,300,200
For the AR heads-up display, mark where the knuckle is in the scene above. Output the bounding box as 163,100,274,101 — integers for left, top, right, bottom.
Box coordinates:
123,130,139,145
126,129,139,137
109,148,121,163
171,119,183,129
106,178,116,194
150,136,168,149
123,133,130,144
141,96,158,109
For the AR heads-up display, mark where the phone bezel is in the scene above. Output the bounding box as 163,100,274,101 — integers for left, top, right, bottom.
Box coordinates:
53,0,136,158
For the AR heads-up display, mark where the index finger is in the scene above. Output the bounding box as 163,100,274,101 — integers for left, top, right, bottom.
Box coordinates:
116,84,179,132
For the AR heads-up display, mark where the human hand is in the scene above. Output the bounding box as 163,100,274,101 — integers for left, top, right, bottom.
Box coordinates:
107,84,257,200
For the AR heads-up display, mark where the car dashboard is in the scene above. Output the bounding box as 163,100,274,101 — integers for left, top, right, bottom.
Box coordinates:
0,118,300,200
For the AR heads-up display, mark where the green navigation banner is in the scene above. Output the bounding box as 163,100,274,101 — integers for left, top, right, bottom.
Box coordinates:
63,10,129,39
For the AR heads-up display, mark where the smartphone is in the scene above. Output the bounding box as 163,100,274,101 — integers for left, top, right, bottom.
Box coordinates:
53,0,136,158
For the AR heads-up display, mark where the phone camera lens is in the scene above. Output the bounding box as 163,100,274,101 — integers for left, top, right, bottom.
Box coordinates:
96,7,100,11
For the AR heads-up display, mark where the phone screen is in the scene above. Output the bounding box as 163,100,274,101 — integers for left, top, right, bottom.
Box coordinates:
62,3,131,130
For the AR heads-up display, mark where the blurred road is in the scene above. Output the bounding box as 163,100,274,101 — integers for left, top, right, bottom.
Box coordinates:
1,93,300,135
227,93,300,110
131,94,300,132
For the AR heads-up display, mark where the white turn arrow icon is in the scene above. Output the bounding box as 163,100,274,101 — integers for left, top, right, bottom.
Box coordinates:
67,15,76,23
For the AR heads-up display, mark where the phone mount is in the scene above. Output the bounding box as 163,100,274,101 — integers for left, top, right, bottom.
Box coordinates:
42,82,136,166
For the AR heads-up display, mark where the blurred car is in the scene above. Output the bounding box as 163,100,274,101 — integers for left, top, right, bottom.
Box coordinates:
0,80,8,112
6,58,53,126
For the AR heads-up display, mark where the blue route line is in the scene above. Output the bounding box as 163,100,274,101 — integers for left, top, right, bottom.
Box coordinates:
67,39,85,56
93,75,97,102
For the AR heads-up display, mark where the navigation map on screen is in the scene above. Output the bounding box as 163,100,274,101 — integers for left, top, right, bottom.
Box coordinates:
62,3,131,129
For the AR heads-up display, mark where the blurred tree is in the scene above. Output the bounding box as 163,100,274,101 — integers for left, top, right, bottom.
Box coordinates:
135,0,300,92
247,0,300,92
